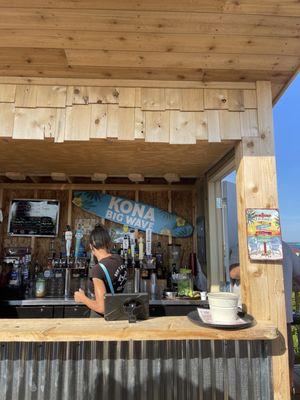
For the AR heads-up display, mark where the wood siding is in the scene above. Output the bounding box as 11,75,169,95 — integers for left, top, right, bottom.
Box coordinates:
235,81,289,400
0,185,195,267
0,82,259,144
0,2,299,101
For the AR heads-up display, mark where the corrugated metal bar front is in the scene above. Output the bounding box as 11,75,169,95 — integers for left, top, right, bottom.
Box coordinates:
0,340,273,400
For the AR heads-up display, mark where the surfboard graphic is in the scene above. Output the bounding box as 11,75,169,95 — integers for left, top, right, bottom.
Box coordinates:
73,191,193,238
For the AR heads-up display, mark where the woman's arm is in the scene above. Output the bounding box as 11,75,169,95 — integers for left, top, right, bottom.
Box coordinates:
74,278,106,314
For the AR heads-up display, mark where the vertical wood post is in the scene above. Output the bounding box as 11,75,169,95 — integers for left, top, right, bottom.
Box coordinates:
168,190,172,245
192,188,197,255
67,189,72,227
31,189,38,256
101,188,106,226
135,188,139,237
207,180,222,291
235,81,289,399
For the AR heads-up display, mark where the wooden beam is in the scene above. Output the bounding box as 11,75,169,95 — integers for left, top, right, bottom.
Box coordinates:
128,174,144,183
51,172,68,182
5,172,26,180
235,81,289,400
0,183,195,192
0,76,256,89
0,68,289,92
164,173,180,183
0,31,299,56
0,1,299,17
91,173,107,182
0,9,298,37
66,49,299,72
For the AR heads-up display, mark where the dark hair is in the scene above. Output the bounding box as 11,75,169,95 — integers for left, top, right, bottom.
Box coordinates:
89,224,112,250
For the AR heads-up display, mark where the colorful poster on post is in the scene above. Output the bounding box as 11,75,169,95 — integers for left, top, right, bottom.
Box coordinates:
73,191,193,238
246,208,283,260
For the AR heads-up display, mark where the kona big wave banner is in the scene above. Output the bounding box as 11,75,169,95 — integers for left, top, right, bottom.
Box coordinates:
73,191,193,238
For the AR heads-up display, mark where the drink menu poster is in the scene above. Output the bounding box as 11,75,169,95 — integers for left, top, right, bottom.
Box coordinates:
246,208,283,260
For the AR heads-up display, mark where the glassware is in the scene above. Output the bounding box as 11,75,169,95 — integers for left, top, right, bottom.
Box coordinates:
150,272,158,297
167,244,181,273
35,278,46,297
177,268,193,297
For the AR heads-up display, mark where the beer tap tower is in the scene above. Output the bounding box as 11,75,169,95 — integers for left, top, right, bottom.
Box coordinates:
64,225,73,298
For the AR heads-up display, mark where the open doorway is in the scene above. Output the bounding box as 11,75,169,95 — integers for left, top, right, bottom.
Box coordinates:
207,158,238,292
221,171,238,285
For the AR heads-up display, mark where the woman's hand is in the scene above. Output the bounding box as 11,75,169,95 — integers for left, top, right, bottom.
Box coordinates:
74,288,86,303
74,279,106,314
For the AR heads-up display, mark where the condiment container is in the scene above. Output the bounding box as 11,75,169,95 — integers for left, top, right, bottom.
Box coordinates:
207,292,238,323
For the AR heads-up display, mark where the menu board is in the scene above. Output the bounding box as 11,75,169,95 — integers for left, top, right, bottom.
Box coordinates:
8,199,60,237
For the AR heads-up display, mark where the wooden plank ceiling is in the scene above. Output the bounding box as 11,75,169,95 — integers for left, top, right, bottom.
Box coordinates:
0,1,299,102
0,139,234,178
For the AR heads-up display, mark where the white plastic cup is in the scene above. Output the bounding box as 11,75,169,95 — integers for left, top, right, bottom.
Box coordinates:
207,292,239,323
200,291,207,301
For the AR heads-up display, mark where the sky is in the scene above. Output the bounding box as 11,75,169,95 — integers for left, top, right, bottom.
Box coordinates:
274,74,300,243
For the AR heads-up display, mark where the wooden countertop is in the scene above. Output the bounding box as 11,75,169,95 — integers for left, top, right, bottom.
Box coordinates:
0,317,278,342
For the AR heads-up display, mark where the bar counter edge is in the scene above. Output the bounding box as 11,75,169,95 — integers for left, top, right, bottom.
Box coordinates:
0,316,278,342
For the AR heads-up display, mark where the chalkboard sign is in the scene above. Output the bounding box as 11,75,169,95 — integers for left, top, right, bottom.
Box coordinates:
7,199,60,237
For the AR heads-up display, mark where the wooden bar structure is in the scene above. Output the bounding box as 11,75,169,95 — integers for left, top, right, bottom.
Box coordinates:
0,317,278,342
0,1,299,399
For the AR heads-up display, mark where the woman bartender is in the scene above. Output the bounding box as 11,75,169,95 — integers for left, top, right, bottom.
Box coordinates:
74,224,128,317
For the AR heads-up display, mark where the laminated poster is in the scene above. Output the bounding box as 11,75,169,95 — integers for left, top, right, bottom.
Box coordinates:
246,208,283,260
73,191,193,238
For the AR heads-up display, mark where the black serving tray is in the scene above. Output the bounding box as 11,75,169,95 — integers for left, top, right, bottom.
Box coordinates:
187,310,255,330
